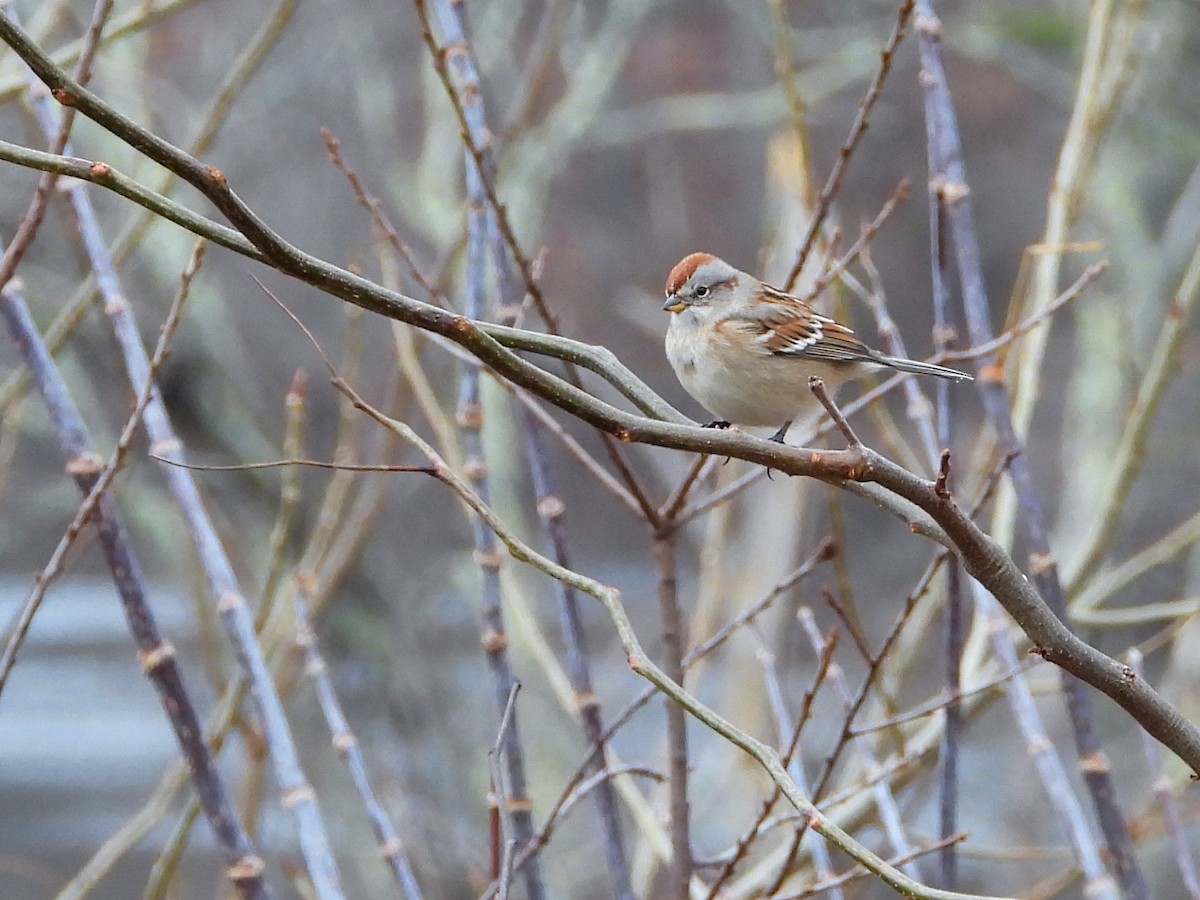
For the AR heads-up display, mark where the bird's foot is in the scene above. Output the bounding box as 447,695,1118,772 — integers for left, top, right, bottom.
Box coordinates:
767,421,793,444
701,420,734,464
764,420,794,479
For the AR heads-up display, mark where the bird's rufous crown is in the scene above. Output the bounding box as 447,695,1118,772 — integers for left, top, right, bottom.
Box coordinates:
665,252,717,296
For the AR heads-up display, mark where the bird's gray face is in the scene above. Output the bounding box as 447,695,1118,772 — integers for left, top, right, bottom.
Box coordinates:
662,259,739,313
663,280,714,313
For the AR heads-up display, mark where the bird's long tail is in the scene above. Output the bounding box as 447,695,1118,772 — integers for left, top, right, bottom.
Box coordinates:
872,352,973,382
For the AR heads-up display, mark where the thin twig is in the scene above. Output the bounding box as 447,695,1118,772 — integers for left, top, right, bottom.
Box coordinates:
659,455,715,523
703,638,838,898
152,457,436,475
798,608,924,881
851,659,1036,737
809,377,861,447
820,587,872,665
783,0,916,290
321,129,446,306
516,409,635,898
294,577,424,899
1126,649,1200,899
753,632,844,900
1067,239,1200,592
941,262,1106,362
802,178,912,304
774,833,969,900
0,0,114,290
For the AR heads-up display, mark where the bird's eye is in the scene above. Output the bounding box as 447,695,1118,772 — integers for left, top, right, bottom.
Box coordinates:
695,285,709,298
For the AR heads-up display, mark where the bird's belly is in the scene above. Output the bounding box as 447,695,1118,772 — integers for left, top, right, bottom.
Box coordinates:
673,354,823,426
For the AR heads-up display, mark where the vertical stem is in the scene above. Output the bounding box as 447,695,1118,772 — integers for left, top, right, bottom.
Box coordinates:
294,581,424,899
520,412,635,899
427,4,636,894
652,530,690,900
930,178,963,893
914,5,1146,896
938,559,962,886
456,118,545,900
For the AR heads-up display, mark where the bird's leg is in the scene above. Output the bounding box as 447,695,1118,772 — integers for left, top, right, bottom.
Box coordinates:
763,420,796,480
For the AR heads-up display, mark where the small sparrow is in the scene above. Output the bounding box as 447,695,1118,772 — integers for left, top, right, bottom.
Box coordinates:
662,253,971,443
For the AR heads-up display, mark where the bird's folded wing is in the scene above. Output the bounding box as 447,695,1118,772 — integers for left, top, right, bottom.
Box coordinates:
735,292,873,362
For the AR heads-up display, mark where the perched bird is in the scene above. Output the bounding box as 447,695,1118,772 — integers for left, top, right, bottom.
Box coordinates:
662,252,971,443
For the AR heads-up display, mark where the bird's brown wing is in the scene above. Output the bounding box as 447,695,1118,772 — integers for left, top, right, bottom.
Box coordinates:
740,287,876,363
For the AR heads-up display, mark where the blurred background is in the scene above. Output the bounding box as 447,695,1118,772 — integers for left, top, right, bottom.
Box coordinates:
1,0,1199,898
